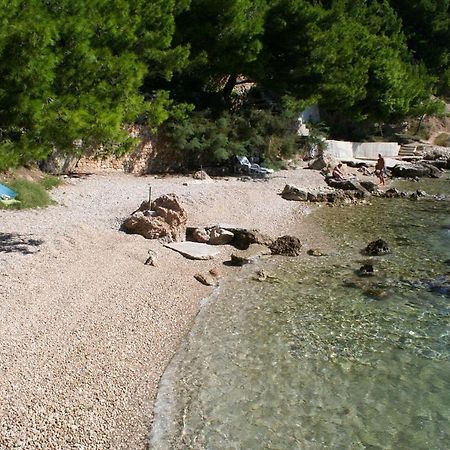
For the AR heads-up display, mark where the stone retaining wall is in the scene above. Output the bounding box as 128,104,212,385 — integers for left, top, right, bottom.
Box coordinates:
325,140,400,160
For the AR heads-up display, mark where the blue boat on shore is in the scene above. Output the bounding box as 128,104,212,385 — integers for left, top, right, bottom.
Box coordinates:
0,183,17,199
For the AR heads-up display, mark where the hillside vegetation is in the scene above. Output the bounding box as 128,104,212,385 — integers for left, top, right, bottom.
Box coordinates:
0,0,449,171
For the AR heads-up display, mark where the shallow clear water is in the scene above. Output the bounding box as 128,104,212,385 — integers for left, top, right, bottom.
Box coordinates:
151,176,450,450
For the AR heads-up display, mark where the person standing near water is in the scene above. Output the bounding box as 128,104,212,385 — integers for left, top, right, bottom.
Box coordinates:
375,154,385,186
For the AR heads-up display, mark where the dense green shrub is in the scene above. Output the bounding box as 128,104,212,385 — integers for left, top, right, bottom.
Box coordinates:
163,108,300,169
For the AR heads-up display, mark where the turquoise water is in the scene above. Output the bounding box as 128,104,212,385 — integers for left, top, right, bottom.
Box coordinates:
151,176,450,450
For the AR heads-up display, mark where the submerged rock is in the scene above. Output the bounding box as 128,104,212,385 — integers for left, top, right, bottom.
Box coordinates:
365,239,391,256
307,248,326,257
426,275,450,297
230,244,271,266
363,286,390,300
357,264,375,277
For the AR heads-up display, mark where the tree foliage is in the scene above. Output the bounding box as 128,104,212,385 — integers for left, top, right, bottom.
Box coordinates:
0,0,448,171
256,0,436,127
390,0,450,95
0,0,188,169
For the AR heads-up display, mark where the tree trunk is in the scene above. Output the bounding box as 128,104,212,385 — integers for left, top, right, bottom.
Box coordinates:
222,73,238,101
415,114,425,135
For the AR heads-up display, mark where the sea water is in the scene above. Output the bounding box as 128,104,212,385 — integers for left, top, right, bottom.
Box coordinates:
151,176,450,450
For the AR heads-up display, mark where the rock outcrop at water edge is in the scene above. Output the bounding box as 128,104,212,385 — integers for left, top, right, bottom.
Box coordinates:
391,162,443,179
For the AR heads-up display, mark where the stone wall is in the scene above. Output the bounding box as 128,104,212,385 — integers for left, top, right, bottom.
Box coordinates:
325,140,400,161
76,126,181,175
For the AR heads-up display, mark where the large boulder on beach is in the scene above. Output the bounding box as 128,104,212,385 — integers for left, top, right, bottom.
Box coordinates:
365,239,391,256
281,184,308,201
269,235,302,256
308,154,338,171
391,163,442,179
193,170,211,180
326,178,371,196
122,194,187,241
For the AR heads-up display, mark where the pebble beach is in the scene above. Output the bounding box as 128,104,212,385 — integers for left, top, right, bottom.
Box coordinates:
0,167,330,449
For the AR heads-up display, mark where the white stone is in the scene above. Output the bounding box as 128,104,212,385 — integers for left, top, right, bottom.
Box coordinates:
164,242,221,260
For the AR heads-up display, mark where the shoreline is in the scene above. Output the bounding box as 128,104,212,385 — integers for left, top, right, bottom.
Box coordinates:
0,166,368,448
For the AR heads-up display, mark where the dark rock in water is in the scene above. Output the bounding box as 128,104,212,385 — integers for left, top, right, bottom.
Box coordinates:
307,248,326,256
382,188,401,198
270,235,302,256
427,159,450,170
426,275,450,297
343,278,360,288
444,259,450,266
365,239,391,256
363,286,390,300
359,181,377,192
357,264,375,277
420,162,444,178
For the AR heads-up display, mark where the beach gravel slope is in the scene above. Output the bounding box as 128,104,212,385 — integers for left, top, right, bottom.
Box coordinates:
0,168,326,449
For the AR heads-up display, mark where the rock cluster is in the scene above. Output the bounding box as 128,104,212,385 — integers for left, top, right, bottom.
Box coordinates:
188,226,304,266
189,226,273,249
281,184,367,204
376,188,448,202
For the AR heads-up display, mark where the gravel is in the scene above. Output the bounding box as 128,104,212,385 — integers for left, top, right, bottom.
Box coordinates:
0,167,328,449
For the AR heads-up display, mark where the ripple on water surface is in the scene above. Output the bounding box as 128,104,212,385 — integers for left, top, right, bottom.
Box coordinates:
151,176,450,449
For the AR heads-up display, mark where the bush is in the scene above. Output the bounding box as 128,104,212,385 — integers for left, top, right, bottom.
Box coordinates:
40,175,63,190
1,178,58,209
163,108,300,169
